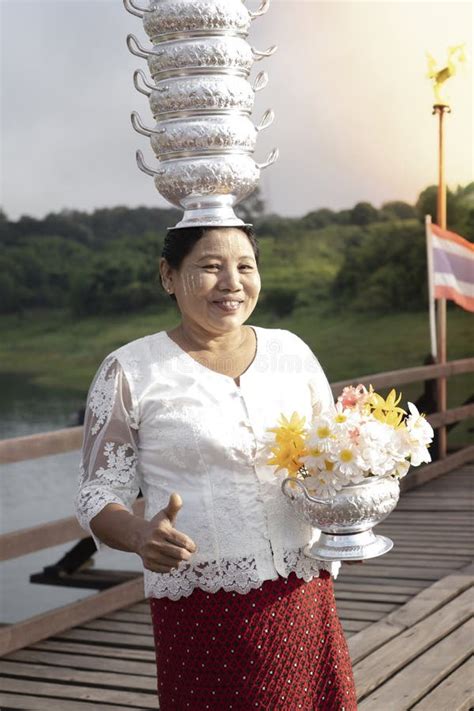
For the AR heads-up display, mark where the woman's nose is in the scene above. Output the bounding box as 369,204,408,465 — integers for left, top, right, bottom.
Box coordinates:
218,267,242,290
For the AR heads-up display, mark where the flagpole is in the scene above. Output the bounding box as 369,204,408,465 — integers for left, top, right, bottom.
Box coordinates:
425,215,437,359
432,102,450,459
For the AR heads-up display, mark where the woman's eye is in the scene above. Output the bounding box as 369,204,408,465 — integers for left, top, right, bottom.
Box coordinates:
203,264,219,270
239,264,253,270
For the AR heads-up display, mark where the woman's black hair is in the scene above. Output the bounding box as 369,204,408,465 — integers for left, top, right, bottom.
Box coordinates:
160,225,259,301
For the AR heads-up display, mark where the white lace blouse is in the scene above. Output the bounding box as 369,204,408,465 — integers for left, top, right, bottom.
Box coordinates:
75,326,340,600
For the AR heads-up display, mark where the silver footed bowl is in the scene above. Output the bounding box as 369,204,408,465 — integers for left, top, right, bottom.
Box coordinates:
136,149,278,228
281,476,400,561
142,73,267,120
144,36,275,80
139,0,269,41
132,110,274,160
147,36,256,78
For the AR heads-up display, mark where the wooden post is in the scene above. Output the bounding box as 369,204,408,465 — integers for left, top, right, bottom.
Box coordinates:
433,103,451,459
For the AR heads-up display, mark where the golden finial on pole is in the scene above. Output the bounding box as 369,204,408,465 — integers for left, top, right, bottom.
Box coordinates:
426,43,467,108
425,43,467,459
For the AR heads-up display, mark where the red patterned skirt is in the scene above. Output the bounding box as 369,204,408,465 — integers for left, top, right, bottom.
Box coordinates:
149,571,357,710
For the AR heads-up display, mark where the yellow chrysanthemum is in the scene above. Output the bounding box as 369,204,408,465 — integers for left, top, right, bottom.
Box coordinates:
267,411,307,446
267,440,306,476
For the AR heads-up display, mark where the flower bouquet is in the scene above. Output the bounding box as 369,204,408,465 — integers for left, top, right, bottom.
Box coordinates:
266,386,434,561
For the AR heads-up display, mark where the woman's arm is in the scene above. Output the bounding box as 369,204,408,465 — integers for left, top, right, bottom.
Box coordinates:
90,495,197,573
75,358,196,573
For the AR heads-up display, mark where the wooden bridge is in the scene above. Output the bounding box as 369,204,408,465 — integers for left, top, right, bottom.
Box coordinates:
1,359,473,710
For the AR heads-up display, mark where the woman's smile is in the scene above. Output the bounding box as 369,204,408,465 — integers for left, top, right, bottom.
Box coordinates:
211,299,244,313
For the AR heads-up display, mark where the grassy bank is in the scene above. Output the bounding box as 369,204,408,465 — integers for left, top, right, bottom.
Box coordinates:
1,305,471,393
1,305,471,445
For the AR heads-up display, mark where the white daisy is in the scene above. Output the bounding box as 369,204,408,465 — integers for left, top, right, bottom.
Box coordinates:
306,465,342,499
307,416,335,453
332,444,367,483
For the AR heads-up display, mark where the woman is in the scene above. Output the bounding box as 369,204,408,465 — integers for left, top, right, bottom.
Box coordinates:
75,225,358,710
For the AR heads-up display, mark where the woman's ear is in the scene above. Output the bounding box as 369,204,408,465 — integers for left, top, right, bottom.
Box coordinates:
159,258,174,294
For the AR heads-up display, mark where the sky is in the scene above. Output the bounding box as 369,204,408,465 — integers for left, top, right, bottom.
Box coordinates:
0,0,472,221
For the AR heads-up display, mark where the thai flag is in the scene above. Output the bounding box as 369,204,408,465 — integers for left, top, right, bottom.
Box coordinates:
427,221,474,313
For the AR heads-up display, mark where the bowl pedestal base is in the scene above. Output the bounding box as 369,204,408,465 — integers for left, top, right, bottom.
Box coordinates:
304,529,394,562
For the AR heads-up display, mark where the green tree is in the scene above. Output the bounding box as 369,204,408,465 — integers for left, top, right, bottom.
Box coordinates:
331,221,427,313
301,208,336,230
415,185,459,227
350,202,380,226
381,201,417,220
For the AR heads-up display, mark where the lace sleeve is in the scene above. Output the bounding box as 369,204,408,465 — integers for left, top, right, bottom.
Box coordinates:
75,356,140,549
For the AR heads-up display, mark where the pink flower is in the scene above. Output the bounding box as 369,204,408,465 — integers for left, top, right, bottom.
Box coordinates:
348,427,360,445
339,384,369,410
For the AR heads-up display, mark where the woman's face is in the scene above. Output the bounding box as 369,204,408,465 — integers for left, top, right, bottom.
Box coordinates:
161,228,261,335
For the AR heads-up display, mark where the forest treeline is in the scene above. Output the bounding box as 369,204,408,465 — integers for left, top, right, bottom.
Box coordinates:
1,183,472,317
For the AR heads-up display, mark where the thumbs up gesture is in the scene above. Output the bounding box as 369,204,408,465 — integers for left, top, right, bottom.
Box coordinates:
136,492,197,574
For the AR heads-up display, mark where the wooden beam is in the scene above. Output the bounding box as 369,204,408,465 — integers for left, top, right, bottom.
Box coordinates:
426,403,474,428
353,586,472,699
0,427,83,465
0,499,145,562
358,619,473,709
411,656,474,710
348,574,473,664
401,447,474,492
0,577,145,657
331,357,474,395
0,693,131,711
0,516,86,561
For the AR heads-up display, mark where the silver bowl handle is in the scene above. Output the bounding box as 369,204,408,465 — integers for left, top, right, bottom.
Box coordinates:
256,108,274,132
281,477,327,504
123,0,149,18
131,112,166,137
134,68,159,93
133,69,151,97
131,111,150,137
249,0,271,19
126,33,151,59
127,34,165,59
134,69,169,95
251,44,278,60
136,150,165,177
256,147,279,170
252,71,268,92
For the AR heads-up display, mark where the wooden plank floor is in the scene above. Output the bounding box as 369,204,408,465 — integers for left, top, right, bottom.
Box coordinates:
335,463,474,637
0,464,472,710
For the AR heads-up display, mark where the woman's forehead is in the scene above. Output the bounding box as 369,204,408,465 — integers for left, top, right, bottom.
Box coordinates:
191,230,254,259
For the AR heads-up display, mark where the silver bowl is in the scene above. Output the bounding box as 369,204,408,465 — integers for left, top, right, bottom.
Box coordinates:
124,0,271,41
126,34,277,80
281,476,400,561
131,109,274,160
134,71,268,120
136,149,278,228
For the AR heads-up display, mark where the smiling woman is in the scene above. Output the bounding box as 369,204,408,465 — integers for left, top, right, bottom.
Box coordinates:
74,225,358,709
159,226,262,381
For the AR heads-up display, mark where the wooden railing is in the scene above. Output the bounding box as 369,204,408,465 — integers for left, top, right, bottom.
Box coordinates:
1,357,473,656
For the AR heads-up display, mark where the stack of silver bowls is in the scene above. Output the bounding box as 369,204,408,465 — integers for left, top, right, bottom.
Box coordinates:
124,0,278,228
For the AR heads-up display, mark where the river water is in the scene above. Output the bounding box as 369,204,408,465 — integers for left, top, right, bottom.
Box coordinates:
0,375,142,624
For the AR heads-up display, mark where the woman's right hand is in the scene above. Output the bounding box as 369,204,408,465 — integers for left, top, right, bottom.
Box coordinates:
136,492,197,574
